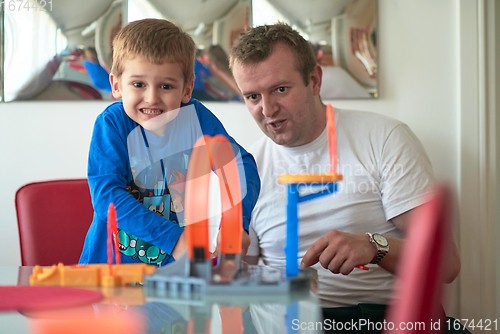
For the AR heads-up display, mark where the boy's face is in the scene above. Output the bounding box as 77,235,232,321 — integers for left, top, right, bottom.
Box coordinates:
110,56,194,135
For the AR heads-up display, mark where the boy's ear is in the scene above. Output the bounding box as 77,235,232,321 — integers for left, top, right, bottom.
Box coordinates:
109,73,122,99
181,78,194,103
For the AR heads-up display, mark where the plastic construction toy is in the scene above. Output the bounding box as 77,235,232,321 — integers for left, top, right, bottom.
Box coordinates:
279,104,368,276
280,103,345,277
29,262,156,287
30,204,156,287
144,134,312,304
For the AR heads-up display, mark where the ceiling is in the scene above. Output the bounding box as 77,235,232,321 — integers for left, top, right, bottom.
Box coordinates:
46,0,354,34
267,0,350,30
48,0,116,33
149,0,239,31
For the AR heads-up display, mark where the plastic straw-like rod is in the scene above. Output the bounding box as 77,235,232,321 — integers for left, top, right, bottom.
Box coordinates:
326,103,337,174
107,203,117,275
185,135,243,260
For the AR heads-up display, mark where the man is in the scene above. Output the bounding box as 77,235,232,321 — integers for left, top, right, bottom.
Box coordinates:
229,23,461,329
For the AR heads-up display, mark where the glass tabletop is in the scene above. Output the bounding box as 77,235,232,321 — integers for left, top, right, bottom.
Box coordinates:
0,266,322,334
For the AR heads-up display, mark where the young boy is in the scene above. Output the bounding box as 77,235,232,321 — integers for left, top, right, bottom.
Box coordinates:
79,19,260,267
83,46,112,93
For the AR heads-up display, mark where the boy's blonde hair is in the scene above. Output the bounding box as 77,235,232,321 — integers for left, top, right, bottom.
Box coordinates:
111,19,196,85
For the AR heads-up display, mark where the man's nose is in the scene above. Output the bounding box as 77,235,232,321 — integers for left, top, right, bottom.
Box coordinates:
261,95,278,118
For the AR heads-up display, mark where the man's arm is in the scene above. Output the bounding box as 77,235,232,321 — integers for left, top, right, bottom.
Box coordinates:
390,210,461,284
244,255,260,265
301,208,461,283
243,225,260,265
211,230,251,259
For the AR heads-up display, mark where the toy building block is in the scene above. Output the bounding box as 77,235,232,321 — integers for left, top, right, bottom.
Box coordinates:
30,203,155,287
30,263,156,287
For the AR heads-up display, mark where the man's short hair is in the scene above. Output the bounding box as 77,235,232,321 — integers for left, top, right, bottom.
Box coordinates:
111,18,196,84
229,23,317,86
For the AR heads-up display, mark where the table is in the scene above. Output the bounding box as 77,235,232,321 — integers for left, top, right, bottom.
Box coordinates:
0,266,323,334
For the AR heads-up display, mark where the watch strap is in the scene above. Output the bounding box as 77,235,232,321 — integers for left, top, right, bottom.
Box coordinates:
366,232,389,265
370,249,388,264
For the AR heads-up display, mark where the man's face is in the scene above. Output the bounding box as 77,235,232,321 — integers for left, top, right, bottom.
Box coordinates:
232,44,324,147
110,56,193,135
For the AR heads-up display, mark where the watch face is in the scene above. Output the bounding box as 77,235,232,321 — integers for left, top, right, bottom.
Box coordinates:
373,234,388,247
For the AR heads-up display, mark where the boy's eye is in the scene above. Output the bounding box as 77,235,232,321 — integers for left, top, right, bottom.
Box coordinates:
247,94,259,101
277,87,286,93
133,82,144,88
161,84,172,90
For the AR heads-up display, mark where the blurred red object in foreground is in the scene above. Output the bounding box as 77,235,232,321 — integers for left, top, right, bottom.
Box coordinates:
30,309,145,334
384,184,454,334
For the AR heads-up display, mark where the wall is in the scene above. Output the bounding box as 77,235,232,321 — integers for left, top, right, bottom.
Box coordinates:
496,0,500,318
0,0,480,320
333,1,459,186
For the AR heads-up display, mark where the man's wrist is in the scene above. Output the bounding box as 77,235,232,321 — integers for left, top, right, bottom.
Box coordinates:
366,233,378,260
366,232,389,264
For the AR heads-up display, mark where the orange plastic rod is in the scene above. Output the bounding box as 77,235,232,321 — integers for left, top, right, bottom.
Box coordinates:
326,103,337,174
211,135,242,255
220,306,243,334
107,203,116,275
185,137,211,260
111,209,121,265
185,135,243,260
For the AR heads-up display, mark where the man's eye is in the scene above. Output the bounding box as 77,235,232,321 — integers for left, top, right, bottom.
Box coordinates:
277,87,286,93
161,84,172,90
133,82,144,88
247,94,258,100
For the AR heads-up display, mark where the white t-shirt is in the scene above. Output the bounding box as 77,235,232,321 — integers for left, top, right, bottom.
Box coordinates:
247,108,435,308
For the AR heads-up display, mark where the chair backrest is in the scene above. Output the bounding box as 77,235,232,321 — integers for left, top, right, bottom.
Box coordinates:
15,179,94,266
384,184,453,334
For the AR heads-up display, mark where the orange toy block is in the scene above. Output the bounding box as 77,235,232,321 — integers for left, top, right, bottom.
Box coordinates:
30,263,156,287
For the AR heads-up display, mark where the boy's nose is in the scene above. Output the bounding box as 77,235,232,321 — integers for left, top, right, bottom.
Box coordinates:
145,88,160,104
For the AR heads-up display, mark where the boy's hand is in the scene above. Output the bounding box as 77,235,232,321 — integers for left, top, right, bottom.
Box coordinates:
210,230,250,259
171,231,187,260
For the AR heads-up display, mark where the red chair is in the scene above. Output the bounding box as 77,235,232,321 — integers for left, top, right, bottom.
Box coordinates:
15,179,94,266
384,184,454,333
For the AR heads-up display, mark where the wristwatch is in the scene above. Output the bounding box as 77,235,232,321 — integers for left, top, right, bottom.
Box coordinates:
366,232,389,264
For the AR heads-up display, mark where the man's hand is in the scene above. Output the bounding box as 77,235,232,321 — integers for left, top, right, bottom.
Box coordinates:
300,230,376,275
211,230,251,259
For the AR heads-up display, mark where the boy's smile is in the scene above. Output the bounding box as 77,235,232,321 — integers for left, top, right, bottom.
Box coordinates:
110,56,194,135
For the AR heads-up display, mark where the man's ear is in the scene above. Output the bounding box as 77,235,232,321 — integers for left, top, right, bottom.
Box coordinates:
182,78,194,103
110,73,122,99
309,63,322,96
